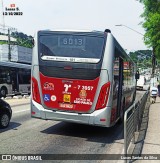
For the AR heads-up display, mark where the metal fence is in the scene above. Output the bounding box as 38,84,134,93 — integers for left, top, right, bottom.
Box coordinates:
124,90,150,162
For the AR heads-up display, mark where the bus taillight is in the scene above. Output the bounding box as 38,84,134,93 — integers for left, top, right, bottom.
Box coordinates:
32,77,41,104
95,82,110,110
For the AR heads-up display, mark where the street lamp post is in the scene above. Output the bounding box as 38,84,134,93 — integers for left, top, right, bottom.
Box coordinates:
115,24,144,36
8,28,11,61
115,24,156,76
0,0,5,28
0,25,17,62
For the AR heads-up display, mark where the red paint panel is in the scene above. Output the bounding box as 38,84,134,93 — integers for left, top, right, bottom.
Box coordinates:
40,73,99,112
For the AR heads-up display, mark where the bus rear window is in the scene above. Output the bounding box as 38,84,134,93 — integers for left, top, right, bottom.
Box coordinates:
39,34,105,63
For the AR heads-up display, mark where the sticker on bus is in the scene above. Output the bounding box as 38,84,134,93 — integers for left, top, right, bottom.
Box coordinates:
63,94,71,103
51,95,57,101
43,82,54,90
43,94,50,102
59,103,74,109
79,90,87,99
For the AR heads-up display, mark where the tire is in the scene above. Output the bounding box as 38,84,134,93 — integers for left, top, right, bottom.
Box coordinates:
0,87,7,98
0,112,10,129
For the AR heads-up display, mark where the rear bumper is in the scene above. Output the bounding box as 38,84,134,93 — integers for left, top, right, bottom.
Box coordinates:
31,100,112,127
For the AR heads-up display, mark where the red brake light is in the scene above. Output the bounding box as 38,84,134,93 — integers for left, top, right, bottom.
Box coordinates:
95,82,110,110
32,77,41,104
31,111,36,115
64,66,73,70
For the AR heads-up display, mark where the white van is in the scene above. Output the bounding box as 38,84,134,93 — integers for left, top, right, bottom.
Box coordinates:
136,75,146,90
145,73,151,81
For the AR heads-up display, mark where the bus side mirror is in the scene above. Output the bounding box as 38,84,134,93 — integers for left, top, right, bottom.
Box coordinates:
135,72,140,80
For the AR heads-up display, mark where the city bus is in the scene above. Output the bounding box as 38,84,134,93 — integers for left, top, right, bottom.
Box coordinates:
31,29,137,127
0,61,31,97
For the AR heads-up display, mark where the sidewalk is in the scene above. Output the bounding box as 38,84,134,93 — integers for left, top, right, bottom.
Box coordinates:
4,97,30,107
137,96,160,162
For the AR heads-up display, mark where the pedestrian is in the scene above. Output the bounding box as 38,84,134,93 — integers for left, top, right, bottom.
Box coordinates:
157,81,160,97
135,70,140,82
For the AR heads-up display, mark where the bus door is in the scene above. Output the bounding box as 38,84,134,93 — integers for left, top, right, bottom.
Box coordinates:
11,69,19,92
117,58,123,118
113,56,124,120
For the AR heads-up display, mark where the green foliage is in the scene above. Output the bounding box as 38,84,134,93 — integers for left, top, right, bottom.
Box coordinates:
0,41,7,44
0,31,33,48
0,40,17,45
129,50,152,68
11,31,33,48
139,0,160,59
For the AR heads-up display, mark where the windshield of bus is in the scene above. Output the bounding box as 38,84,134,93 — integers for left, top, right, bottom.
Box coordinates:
39,33,105,63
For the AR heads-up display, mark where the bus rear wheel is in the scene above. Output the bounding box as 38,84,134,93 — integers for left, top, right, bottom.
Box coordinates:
0,87,7,98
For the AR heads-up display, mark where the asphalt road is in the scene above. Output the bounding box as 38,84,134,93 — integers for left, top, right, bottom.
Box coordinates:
0,91,145,162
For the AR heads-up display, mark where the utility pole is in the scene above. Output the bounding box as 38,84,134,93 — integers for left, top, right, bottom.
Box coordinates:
152,47,156,77
8,28,11,61
0,0,5,28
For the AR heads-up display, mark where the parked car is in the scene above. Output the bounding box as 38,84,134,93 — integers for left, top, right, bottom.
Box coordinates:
0,99,12,129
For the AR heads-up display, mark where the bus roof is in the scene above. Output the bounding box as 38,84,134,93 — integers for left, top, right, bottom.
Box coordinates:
37,29,111,37
0,61,31,69
38,29,103,33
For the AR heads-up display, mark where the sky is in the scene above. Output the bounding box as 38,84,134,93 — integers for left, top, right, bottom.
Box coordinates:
0,0,149,52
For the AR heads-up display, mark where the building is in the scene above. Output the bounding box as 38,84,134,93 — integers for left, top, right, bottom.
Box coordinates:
0,44,32,64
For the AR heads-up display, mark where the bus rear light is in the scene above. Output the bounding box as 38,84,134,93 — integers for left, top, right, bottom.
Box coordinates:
31,111,36,115
64,66,73,70
95,82,110,110
100,118,106,122
32,77,41,104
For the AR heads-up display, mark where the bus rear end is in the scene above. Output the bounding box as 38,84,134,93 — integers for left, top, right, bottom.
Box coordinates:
31,30,112,127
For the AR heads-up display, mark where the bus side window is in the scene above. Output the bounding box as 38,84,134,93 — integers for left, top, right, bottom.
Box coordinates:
113,57,120,97
6,74,11,84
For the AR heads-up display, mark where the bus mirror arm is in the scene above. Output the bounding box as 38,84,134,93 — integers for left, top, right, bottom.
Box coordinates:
31,39,35,47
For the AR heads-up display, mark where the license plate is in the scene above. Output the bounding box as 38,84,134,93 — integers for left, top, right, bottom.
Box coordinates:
63,94,71,103
59,103,74,109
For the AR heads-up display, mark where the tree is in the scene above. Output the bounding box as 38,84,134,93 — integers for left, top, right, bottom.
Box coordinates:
139,0,160,74
0,30,33,48
11,31,33,48
129,50,152,69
